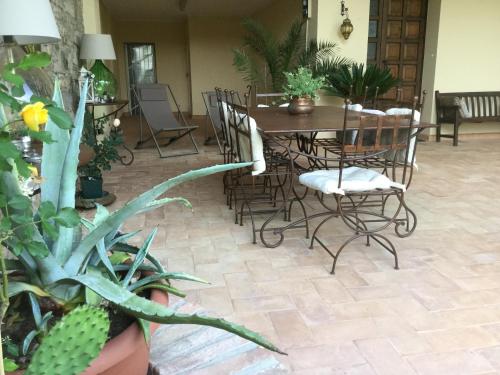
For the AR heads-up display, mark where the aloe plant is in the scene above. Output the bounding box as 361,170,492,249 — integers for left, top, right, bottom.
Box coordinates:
0,59,284,371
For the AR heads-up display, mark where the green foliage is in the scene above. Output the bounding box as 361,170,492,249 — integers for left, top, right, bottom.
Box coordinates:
25,305,110,375
0,55,284,370
283,67,325,100
3,357,18,371
78,112,122,178
323,63,400,102
72,273,285,354
233,18,347,92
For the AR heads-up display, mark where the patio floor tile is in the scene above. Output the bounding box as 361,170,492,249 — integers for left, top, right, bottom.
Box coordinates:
107,122,500,373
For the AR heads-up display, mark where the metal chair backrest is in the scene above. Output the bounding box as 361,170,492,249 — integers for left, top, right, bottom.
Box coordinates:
228,92,253,164
338,97,418,188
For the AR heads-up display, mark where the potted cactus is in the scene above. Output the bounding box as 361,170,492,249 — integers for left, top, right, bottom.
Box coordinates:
0,55,283,375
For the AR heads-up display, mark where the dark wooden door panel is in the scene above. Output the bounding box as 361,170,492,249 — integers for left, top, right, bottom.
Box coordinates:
367,0,428,103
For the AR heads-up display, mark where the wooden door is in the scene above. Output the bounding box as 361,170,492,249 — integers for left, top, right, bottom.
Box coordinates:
367,0,428,102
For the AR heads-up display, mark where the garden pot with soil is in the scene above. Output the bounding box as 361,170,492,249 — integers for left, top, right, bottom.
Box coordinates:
7,290,168,375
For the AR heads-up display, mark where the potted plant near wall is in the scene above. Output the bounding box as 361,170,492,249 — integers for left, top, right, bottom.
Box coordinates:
321,63,399,104
233,18,349,93
283,67,325,115
78,114,121,200
0,55,283,375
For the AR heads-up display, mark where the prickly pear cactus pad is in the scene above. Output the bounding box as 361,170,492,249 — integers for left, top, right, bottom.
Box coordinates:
25,305,110,375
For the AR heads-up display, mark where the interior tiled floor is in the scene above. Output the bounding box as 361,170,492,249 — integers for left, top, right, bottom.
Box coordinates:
102,120,500,374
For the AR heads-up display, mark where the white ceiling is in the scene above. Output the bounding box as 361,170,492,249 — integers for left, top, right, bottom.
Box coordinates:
101,0,276,21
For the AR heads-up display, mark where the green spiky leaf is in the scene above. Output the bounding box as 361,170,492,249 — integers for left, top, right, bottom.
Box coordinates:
70,273,285,354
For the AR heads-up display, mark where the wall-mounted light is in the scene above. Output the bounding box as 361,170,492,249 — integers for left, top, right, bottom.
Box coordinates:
340,0,354,40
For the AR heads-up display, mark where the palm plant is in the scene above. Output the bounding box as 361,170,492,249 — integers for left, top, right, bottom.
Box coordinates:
323,63,400,103
0,59,283,372
233,18,350,92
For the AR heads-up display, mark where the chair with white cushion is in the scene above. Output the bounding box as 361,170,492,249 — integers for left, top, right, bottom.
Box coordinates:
225,92,295,243
294,103,418,274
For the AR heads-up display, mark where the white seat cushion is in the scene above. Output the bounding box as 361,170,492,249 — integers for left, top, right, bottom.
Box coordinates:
279,103,289,108
257,104,270,108
229,113,266,176
299,166,405,195
342,103,363,112
361,109,386,115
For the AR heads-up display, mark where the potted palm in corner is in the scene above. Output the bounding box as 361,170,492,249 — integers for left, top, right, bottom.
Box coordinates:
283,67,325,115
0,54,284,375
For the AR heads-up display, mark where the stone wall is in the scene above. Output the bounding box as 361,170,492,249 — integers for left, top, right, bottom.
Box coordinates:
45,0,84,110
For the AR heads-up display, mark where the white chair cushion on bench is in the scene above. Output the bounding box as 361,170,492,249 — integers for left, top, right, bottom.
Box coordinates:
299,166,406,195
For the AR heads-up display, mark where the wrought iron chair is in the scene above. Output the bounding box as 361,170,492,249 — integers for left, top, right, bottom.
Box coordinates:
225,92,296,244
292,101,419,274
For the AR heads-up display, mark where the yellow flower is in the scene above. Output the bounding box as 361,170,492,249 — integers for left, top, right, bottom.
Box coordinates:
28,165,38,177
20,102,48,132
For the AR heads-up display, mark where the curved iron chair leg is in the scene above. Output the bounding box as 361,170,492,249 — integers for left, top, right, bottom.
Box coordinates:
395,192,418,238
369,233,399,270
289,186,309,238
310,212,338,249
330,233,365,274
240,200,257,244
232,189,240,224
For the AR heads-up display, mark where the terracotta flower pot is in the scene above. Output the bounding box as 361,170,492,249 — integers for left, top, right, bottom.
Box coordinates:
79,144,96,167
8,290,168,375
287,97,314,115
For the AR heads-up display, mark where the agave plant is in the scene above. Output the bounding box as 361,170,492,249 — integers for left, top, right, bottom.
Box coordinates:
323,63,400,103
233,18,350,92
0,60,283,372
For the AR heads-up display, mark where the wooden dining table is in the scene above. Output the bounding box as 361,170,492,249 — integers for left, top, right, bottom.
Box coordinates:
251,105,435,135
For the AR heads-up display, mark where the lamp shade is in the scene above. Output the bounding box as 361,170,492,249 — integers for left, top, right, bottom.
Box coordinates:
0,0,60,45
80,34,116,60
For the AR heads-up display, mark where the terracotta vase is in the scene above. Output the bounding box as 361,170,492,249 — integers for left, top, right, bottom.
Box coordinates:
79,144,95,167
8,290,168,375
287,97,314,115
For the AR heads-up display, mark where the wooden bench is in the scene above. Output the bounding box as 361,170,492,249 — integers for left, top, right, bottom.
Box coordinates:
435,91,500,146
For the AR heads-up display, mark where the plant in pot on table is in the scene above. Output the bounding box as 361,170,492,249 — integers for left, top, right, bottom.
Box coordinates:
78,114,121,200
283,67,325,115
0,56,283,375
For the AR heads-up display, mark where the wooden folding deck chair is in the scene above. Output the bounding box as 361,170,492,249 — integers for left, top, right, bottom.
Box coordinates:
134,84,199,158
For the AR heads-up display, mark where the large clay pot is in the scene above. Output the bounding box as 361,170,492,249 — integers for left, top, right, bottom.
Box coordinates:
287,97,314,115
79,144,95,167
9,290,168,375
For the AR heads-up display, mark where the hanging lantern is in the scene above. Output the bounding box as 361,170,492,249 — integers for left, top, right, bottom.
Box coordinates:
340,17,354,39
78,66,95,103
340,0,354,40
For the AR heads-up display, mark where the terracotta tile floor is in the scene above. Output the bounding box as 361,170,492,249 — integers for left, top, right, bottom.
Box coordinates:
103,123,500,374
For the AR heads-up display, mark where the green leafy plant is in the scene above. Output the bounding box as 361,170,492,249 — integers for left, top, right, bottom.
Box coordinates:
78,114,121,179
323,63,400,103
283,67,325,101
0,56,283,373
233,18,349,92
0,51,76,375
